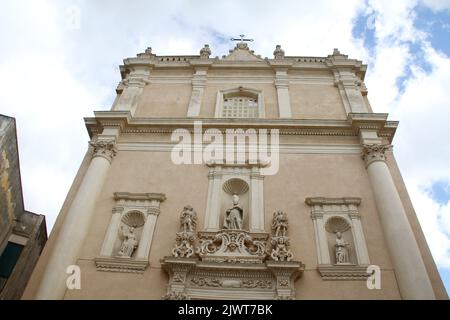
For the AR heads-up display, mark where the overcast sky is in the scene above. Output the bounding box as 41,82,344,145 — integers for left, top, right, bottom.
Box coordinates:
1,0,449,294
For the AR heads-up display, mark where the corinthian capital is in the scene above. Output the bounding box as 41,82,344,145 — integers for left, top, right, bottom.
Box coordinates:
362,144,391,166
89,139,117,163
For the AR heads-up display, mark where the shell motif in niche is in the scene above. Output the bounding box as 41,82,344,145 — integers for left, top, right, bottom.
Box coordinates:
222,178,249,195
324,216,351,233
121,210,145,228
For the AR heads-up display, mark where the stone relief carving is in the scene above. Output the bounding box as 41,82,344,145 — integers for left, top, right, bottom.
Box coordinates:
269,211,294,262
223,194,243,230
197,230,266,259
172,205,197,258
162,207,304,300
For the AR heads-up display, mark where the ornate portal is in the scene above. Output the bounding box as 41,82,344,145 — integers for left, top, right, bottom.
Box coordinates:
162,207,304,300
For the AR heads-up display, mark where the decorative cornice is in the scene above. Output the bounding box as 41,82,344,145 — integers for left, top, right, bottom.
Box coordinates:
317,264,370,280
89,139,117,163
113,192,166,202
305,197,362,206
361,144,391,167
85,112,398,142
94,256,149,273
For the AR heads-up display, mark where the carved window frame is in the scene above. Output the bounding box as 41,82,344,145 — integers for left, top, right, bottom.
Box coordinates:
305,197,371,280
214,87,265,119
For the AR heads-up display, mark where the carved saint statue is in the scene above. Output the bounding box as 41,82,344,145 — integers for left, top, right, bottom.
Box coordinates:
223,194,243,230
180,205,197,233
117,226,139,258
334,231,350,264
272,211,288,237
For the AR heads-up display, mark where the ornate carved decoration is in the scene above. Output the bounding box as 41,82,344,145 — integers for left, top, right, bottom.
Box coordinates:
197,230,266,260
162,208,304,300
94,257,148,273
172,206,197,258
269,211,294,262
163,291,189,300
362,144,391,167
89,139,117,163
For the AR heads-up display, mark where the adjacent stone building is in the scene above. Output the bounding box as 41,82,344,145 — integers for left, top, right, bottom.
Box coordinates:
23,41,447,299
0,114,47,299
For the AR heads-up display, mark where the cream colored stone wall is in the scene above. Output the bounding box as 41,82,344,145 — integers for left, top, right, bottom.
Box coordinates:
289,84,347,120
47,137,400,299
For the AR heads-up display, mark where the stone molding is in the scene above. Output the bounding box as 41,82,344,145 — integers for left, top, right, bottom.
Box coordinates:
317,264,370,280
94,256,149,273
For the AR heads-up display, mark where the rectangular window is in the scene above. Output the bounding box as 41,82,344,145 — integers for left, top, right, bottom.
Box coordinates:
222,97,259,118
0,242,24,291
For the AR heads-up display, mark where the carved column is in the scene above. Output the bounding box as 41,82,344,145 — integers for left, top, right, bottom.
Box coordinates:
114,69,150,116
362,144,435,299
36,138,117,299
135,206,160,260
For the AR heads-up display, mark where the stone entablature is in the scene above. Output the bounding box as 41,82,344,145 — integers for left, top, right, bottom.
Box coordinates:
84,111,398,142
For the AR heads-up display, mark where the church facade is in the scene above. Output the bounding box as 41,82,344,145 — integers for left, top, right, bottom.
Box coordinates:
23,41,447,299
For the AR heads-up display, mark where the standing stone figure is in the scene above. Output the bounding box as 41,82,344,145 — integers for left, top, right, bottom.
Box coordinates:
223,194,243,230
117,226,139,258
334,231,350,264
272,211,288,237
180,205,197,233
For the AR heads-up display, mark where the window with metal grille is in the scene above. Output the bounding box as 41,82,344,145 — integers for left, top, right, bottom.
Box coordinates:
222,97,259,118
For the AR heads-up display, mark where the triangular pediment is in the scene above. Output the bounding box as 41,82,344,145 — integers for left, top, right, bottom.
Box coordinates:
223,42,263,61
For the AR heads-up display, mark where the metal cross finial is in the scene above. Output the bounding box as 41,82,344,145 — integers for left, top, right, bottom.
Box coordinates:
231,34,254,42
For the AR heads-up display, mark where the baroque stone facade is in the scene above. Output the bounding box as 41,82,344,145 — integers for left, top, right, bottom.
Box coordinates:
22,41,448,300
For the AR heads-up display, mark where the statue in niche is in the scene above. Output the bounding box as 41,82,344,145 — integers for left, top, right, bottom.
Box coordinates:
117,226,139,258
223,194,243,230
272,211,288,237
334,231,350,264
180,205,197,233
